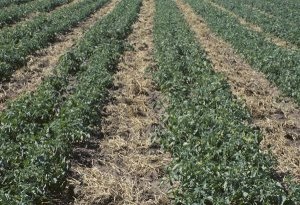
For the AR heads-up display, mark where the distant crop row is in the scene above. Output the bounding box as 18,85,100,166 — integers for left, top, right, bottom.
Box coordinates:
0,0,142,203
0,0,71,28
185,0,300,106
211,0,300,47
0,0,110,82
0,0,34,8
153,0,300,204
240,0,300,25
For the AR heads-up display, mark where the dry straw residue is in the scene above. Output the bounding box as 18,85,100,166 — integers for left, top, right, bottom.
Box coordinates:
177,0,300,181
69,0,171,204
0,0,120,111
205,0,297,50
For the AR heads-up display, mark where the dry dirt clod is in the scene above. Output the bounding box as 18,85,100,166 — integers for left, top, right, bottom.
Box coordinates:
69,0,171,204
0,0,120,111
177,0,300,181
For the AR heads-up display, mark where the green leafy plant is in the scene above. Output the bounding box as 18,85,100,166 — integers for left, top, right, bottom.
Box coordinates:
210,0,300,47
0,0,34,9
239,0,300,26
185,0,300,106
153,0,300,204
0,0,110,81
0,0,71,28
0,0,142,203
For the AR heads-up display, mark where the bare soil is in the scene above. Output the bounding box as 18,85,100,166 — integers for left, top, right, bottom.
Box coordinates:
0,0,120,111
68,0,171,204
177,0,300,181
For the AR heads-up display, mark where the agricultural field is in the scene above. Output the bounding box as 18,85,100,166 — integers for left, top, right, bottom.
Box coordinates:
0,0,299,204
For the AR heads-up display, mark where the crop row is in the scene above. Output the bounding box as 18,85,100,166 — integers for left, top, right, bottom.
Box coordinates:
0,0,34,9
210,0,300,47
0,0,71,28
184,0,300,106
153,0,300,204
0,0,142,203
0,0,109,82
240,0,300,24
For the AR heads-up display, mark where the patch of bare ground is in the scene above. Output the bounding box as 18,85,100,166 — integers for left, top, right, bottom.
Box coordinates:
0,0,120,111
68,0,172,204
177,0,300,181
205,0,298,50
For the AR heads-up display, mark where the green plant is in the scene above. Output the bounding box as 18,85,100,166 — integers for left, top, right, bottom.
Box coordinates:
153,0,300,204
0,0,34,9
0,0,142,203
185,0,300,105
0,0,71,27
210,0,300,47
0,0,109,81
